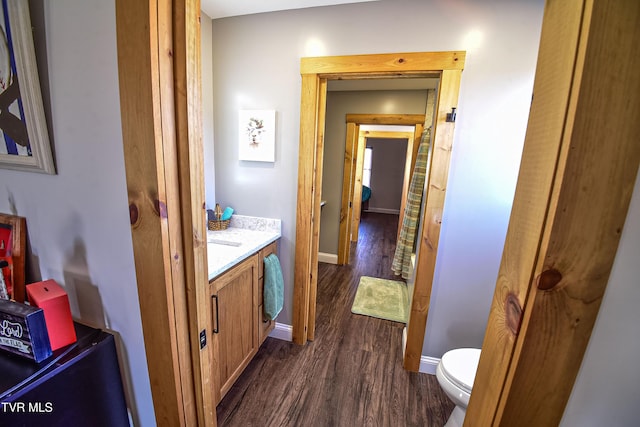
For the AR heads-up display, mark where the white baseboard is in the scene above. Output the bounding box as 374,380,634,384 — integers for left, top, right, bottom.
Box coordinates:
404,326,439,375
269,322,292,341
419,356,440,375
365,207,400,215
318,252,338,264
402,327,407,358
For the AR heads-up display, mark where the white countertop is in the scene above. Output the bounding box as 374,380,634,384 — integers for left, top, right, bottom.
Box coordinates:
207,215,281,281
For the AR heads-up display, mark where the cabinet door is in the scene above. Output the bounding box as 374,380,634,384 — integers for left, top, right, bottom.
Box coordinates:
211,255,259,401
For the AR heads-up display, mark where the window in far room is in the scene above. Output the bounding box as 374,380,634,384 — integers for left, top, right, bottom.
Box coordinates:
363,146,372,187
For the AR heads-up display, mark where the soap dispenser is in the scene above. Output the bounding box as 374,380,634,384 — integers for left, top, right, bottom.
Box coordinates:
214,203,223,220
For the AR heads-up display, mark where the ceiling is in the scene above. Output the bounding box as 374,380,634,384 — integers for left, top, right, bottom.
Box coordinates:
201,0,379,20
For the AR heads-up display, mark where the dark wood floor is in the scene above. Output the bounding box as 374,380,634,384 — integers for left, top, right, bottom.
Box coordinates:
216,212,454,426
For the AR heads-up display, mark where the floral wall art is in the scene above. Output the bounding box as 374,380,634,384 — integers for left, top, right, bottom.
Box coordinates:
238,109,275,162
0,0,54,174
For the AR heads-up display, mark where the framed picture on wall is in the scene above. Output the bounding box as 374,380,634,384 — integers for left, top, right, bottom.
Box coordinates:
0,0,55,174
0,213,26,302
238,110,276,162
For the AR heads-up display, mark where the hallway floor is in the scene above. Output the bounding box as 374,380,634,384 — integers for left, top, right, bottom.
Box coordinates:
216,212,454,426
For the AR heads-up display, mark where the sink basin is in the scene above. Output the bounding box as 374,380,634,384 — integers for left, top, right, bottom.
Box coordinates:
208,238,242,247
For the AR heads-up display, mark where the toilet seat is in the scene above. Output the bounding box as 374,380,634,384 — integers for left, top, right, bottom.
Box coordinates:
440,348,481,394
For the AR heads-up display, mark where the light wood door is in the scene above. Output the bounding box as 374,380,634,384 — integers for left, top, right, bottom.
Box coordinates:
211,255,259,402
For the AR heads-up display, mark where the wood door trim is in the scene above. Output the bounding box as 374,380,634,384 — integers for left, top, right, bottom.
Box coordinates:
116,0,215,425
173,1,215,424
301,52,464,75
346,114,425,125
307,79,328,341
337,122,358,265
338,118,426,264
349,132,367,242
294,52,465,378
350,130,414,243
403,69,462,370
359,131,415,138
292,74,320,344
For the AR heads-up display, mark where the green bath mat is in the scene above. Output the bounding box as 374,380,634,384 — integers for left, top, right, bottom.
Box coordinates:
351,276,408,323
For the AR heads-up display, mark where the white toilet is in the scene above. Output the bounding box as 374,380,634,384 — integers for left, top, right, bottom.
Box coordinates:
436,348,481,427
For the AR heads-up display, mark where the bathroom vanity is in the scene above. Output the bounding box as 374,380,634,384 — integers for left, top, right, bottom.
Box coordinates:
207,215,281,403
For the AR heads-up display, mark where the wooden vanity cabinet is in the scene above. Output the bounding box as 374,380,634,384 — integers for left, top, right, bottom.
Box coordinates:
210,239,279,403
210,255,259,401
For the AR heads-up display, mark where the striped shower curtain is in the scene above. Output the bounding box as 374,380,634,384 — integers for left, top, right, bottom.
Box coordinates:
392,127,432,279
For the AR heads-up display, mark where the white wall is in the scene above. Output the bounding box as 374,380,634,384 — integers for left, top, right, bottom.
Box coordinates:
560,171,640,426
211,0,544,357
367,137,407,213
0,1,155,425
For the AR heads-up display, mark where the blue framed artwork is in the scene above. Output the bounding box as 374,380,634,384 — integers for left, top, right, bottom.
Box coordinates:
0,0,54,174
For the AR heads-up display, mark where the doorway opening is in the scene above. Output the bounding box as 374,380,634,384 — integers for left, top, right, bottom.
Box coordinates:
335,113,434,267
293,51,465,372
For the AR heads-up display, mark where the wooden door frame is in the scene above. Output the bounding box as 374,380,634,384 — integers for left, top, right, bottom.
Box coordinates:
337,109,435,263
338,123,419,266
349,130,414,244
337,121,358,265
466,0,640,424
293,52,465,377
337,116,422,265
116,0,215,425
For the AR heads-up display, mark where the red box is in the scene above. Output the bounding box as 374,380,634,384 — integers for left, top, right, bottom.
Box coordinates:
26,279,77,350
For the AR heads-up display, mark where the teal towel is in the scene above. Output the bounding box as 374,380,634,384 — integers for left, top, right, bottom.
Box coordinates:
263,253,284,321
362,185,371,202
221,207,234,220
